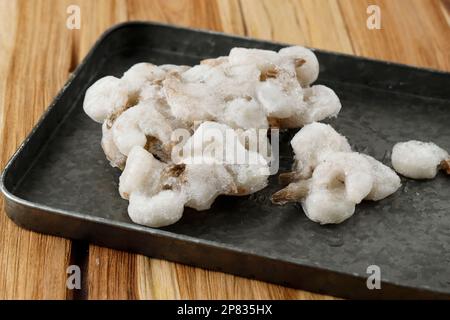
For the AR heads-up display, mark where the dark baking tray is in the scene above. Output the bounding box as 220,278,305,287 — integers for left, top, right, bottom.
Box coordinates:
2,22,450,299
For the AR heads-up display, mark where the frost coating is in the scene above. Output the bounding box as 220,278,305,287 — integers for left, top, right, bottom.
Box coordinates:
163,46,339,129
229,46,319,87
315,152,374,204
255,68,304,118
363,154,401,201
272,124,401,225
122,63,167,95
112,100,174,157
301,152,373,224
179,122,270,196
275,85,341,128
128,191,185,228
119,122,270,227
101,122,126,169
164,62,266,126
221,97,268,130
84,47,341,168
83,47,343,227
300,85,341,123
391,140,450,179
119,145,165,200
302,183,356,225
83,76,128,123
83,63,190,123
278,46,319,86
83,63,190,167
290,122,352,179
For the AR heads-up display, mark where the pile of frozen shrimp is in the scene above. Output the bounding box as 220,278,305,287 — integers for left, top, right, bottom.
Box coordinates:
83,46,449,227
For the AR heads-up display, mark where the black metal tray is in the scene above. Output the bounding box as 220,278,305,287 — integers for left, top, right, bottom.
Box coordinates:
2,22,450,299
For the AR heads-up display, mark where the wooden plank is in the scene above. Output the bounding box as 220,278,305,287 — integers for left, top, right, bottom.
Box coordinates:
0,1,17,140
87,246,138,299
135,257,181,299
239,0,354,53
67,0,133,300
76,0,128,58
0,0,76,299
216,0,246,35
439,0,450,27
126,0,222,30
338,0,450,71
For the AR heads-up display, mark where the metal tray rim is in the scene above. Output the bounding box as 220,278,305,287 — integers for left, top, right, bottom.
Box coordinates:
107,21,450,76
3,186,449,298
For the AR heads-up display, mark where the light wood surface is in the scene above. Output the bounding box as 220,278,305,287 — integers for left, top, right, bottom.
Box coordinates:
0,0,448,300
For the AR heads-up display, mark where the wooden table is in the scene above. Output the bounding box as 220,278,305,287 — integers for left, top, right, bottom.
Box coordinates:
0,0,448,300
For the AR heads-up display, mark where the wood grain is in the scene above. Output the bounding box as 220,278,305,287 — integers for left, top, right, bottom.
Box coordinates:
338,0,450,70
0,0,448,300
0,0,74,299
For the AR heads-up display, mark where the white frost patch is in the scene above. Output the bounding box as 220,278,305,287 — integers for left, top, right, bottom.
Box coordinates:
392,140,449,179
